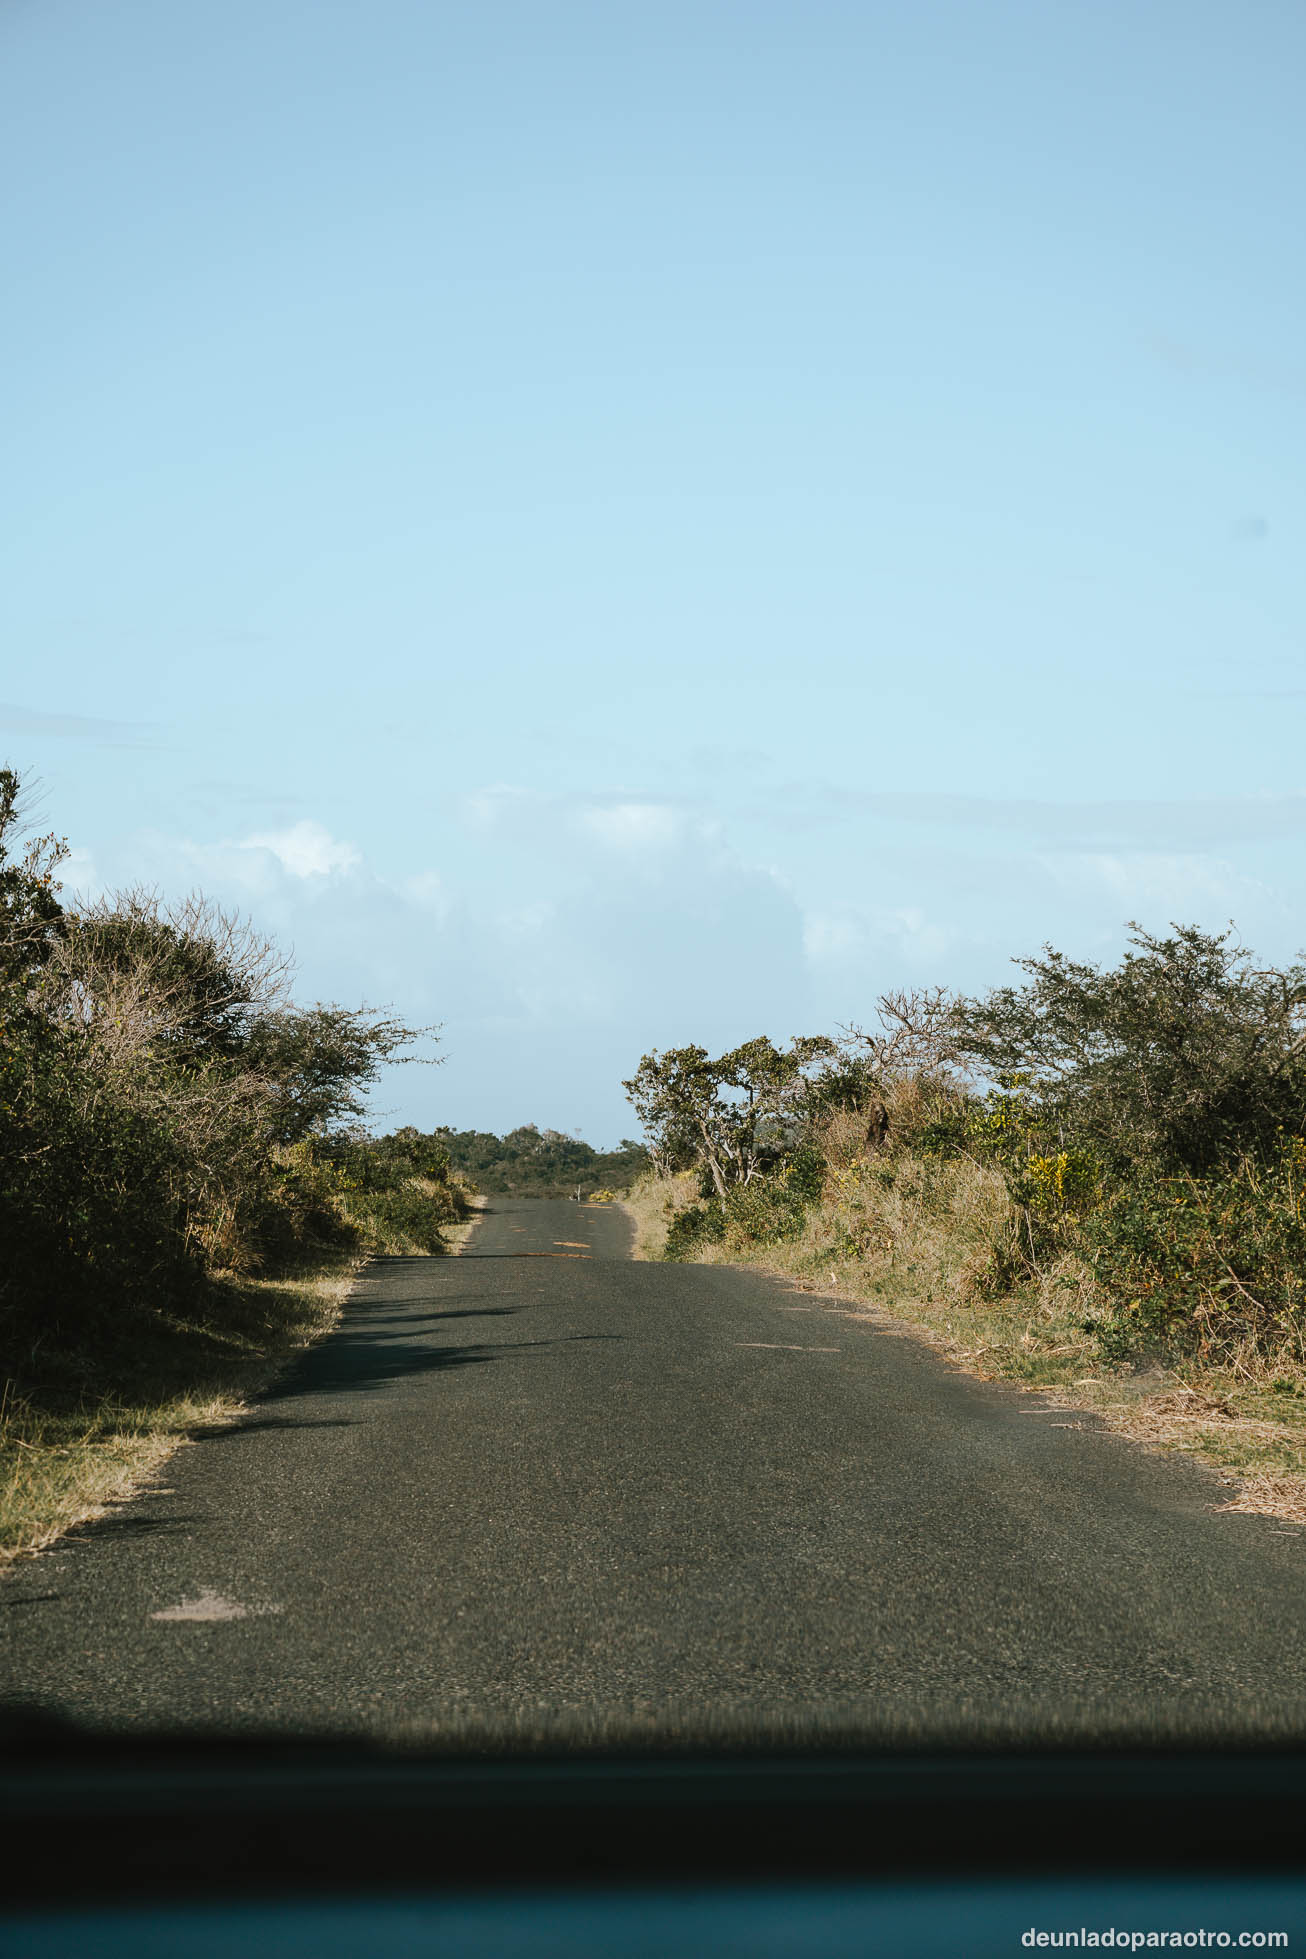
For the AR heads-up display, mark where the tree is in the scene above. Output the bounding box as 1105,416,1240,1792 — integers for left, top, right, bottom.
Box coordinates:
242,1003,440,1145
953,922,1306,1176
52,889,289,1070
433,1126,649,1197
623,1035,835,1195
0,768,66,990
837,986,965,1082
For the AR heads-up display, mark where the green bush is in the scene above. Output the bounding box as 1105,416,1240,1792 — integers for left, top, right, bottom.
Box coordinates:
784,1143,827,1204
664,1201,726,1259
662,1148,827,1259
341,1184,450,1255
723,1147,825,1246
956,924,1306,1180
235,1145,361,1269
0,1051,206,1366
0,768,451,1381
947,928,1306,1360
328,1128,469,1254
1080,1143,1306,1360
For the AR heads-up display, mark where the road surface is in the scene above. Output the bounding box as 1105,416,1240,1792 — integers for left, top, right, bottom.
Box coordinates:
3,1197,1305,1742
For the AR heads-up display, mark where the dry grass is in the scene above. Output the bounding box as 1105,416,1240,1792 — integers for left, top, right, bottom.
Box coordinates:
0,1175,489,1573
446,1190,489,1253
0,1256,364,1574
625,1147,1306,1525
619,1170,700,1261
0,1149,482,1574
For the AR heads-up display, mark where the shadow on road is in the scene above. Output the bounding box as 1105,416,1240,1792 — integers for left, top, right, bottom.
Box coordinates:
261,1329,629,1402
422,1307,525,1321
192,1416,360,1440
64,1510,204,1546
349,1307,528,1327
276,1336,498,1398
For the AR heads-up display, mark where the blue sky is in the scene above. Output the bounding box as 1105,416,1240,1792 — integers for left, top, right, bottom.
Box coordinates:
3,0,1304,1142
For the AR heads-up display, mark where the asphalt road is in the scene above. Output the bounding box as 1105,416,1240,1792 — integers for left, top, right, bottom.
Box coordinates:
4,1198,1306,1743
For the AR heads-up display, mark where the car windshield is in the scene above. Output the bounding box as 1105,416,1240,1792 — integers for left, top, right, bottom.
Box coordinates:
3,0,1306,1768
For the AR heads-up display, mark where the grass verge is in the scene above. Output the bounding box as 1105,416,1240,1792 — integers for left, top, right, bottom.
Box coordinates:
444,1191,489,1252
0,1184,483,1575
621,1168,1306,1523
0,1254,359,1575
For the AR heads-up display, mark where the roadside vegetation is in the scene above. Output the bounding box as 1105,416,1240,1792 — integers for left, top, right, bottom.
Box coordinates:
621,928,1306,1519
0,770,474,1567
436,1124,648,1199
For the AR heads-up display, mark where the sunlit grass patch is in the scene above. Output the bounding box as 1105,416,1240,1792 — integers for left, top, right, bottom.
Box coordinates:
443,1191,488,1253
0,1256,357,1573
620,1170,699,1261
1,1385,229,1573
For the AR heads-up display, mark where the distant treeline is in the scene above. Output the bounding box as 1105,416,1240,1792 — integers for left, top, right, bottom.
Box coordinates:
435,1125,649,1198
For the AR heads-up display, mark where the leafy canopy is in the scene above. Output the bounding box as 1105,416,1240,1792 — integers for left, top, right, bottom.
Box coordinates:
953,922,1306,1175
623,1035,835,1195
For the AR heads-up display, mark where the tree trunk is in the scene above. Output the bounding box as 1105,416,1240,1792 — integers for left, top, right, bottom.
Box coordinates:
698,1121,729,1200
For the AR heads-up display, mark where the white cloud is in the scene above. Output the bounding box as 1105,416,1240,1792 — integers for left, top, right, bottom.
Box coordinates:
498,900,557,940
238,820,362,879
459,786,706,861
402,869,449,917
883,906,954,966
459,785,536,832
1034,850,1247,909
802,904,954,989
574,802,686,851
794,787,1306,853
